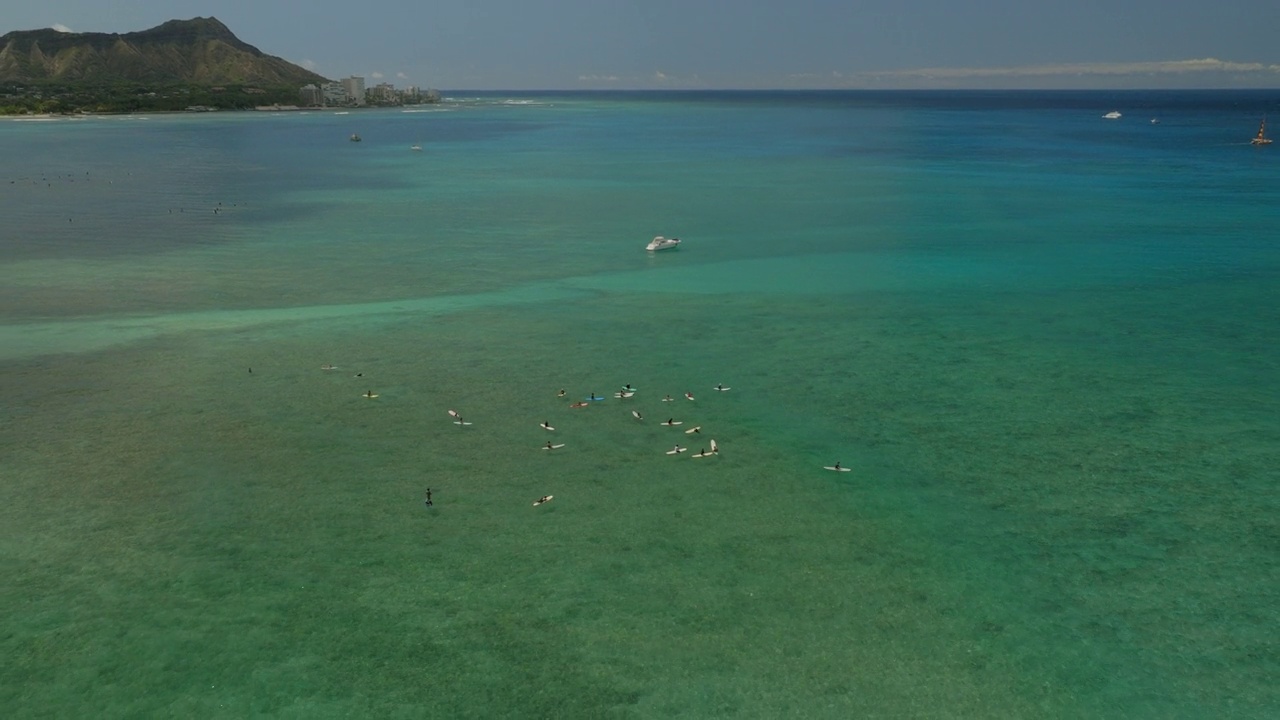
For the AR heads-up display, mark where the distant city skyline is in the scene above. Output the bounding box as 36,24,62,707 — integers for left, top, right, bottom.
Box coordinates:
9,0,1280,90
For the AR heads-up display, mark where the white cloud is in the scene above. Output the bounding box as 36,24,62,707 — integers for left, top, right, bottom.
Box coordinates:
298,59,317,71
396,72,408,80
370,72,384,79
577,74,620,82
52,23,73,33
874,58,1280,80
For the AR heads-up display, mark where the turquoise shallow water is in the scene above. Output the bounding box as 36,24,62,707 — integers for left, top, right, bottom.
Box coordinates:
2,91,1278,717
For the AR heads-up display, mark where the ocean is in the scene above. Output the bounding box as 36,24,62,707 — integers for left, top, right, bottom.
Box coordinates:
2,90,1277,717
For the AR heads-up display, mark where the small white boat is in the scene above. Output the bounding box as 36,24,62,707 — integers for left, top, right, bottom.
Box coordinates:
1103,111,1122,119
1250,117,1272,146
410,145,422,151
646,236,681,252
350,133,362,142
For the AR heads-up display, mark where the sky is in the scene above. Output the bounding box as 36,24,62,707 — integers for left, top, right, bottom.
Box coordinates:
7,0,1280,90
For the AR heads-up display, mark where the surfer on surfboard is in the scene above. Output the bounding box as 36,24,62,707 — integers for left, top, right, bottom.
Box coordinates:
685,392,695,401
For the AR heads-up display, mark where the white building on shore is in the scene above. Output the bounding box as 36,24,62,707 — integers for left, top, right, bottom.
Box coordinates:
340,76,366,106
321,81,346,106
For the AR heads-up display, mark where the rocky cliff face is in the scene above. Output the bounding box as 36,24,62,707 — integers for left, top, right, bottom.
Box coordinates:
0,17,328,86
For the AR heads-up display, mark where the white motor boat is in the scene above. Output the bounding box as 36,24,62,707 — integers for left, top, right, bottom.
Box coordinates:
646,236,681,251
1103,111,1122,119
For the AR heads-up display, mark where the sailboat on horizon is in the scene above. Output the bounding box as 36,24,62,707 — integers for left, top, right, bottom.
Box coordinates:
1251,117,1272,146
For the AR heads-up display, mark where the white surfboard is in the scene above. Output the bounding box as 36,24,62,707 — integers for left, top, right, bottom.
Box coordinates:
632,410,642,420
684,425,701,434
824,465,852,472
453,420,472,426
533,495,554,506
662,397,675,402
447,409,459,418
540,422,555,431
614,392,635,398
363,393,379,399
710,439,719,454
661,420,683,426
542,444,565,450
321,364,338,371
685,394,695,401
691,451,712,459
666,447,687,455
713,385,730,392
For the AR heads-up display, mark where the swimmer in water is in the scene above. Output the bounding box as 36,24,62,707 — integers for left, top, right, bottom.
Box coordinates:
557,389,566,397
424,488,433,507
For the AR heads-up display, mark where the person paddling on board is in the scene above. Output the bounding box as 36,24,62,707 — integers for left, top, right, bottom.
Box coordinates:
557,389,566,397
